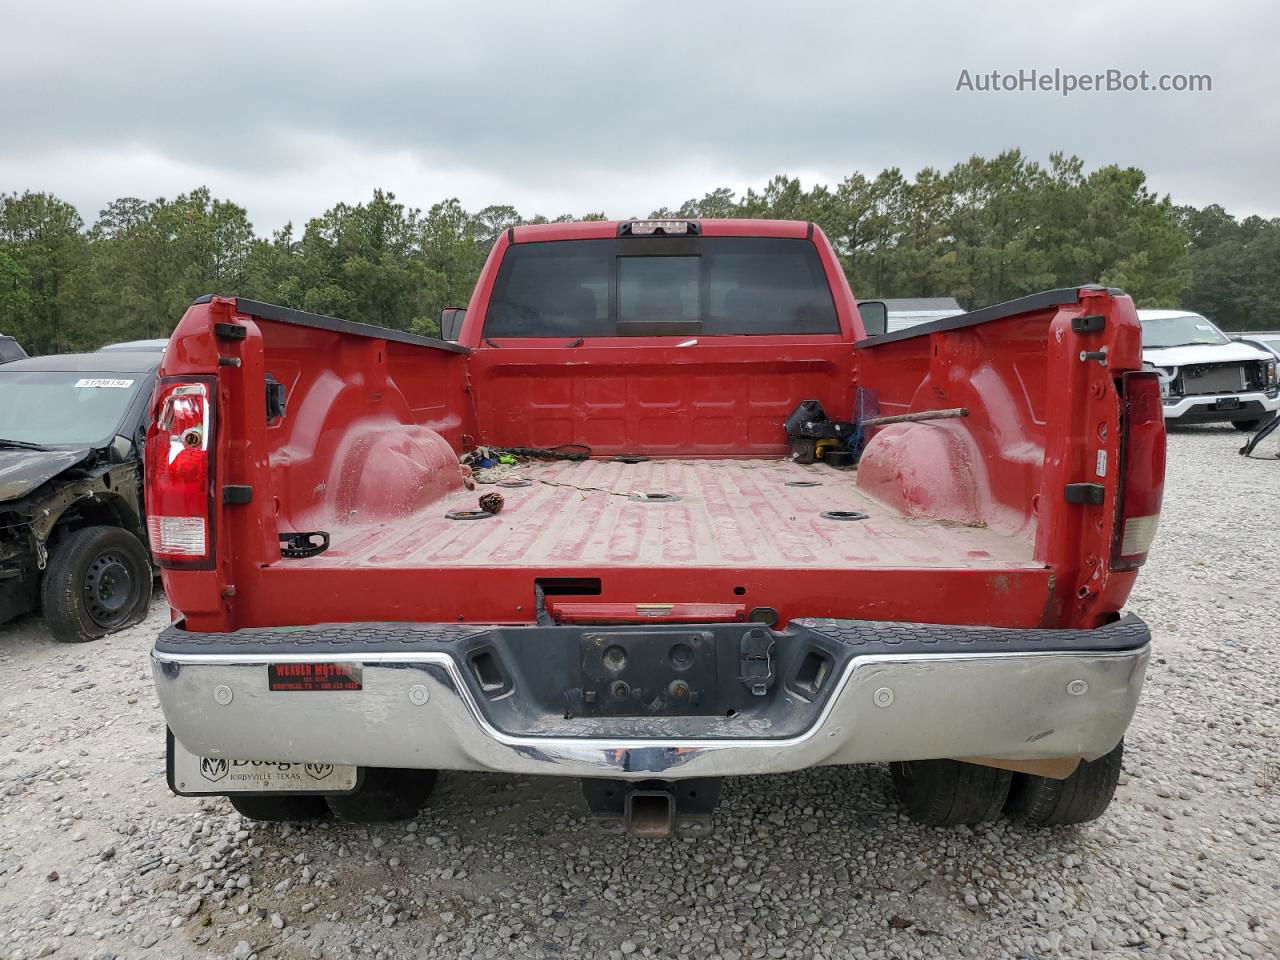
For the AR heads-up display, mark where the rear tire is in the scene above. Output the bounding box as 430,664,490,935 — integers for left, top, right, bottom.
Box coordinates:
41,525,152,643
326,768,438,822
1005,738,1124,826
890,759,1012,826
229,794,329,822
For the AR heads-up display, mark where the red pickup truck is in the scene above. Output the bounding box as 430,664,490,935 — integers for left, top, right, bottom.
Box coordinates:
147,218,1163,837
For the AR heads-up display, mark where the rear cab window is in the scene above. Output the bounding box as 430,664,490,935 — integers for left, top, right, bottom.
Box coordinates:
483,237,839,338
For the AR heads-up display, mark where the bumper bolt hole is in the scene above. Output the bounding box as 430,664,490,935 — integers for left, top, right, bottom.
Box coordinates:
603,645,627,671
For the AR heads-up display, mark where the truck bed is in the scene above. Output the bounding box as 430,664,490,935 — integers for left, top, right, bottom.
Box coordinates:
302,458,1037,571
152,279,1153,631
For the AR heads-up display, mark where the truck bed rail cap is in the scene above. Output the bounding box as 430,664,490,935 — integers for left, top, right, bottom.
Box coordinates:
193,297,471,354
856,285,1125,349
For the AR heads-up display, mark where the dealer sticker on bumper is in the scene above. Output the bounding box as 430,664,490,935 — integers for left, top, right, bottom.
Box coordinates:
168,732,358,795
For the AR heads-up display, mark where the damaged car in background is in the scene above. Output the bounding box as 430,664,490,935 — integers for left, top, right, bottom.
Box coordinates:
1138,309,1279,431
0,351,157,642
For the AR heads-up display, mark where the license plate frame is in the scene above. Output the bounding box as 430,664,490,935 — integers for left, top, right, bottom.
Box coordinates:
166,729,361,797
1214,396,1242,411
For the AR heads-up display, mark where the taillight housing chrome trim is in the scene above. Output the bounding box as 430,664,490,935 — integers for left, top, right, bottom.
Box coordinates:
145,375,218,571
1112,371,1166,572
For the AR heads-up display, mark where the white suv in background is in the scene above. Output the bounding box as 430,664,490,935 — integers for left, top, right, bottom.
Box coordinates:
1138,310,1279,431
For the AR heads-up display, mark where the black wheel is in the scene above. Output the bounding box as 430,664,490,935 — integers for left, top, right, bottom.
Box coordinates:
890,759,1012,826
229,794,329,822
1006,739,1124,826
326,768,438,822
41,525,152,643
790,438,817,465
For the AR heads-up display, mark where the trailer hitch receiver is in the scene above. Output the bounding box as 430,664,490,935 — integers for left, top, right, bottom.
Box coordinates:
625,790,675,838
581,778,722,838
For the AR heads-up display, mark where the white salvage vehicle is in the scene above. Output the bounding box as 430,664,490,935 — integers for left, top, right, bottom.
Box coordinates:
1138,310,1279,431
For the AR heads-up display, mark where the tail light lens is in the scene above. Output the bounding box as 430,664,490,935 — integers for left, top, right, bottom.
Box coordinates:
145,378,216,568
1112,371,1166,571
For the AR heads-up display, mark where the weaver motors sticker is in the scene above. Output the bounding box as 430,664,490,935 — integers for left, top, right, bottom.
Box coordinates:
170,736,357,794
268,662,362,691
74,378,135,389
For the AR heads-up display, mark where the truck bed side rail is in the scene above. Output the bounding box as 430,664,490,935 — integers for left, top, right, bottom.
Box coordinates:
853,285,1120,349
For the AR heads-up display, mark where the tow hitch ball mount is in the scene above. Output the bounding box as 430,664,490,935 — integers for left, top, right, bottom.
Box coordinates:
581,778,723,838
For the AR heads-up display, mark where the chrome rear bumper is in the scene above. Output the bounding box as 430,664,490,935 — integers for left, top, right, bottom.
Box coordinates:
152,618,1149,781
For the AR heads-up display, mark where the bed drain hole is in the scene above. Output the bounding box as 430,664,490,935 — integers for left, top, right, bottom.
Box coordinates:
819,510,869,521
446,509,498,520
630,492,681,503
785,480,822,487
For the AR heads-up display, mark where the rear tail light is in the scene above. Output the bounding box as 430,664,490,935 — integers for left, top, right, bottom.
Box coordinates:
1112,371,1166,571
145,378,216,568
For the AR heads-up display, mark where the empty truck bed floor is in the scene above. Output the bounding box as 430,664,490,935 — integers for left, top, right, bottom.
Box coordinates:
296,459,1038,570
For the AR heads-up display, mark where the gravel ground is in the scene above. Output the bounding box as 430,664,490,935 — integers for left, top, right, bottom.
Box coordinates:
1,425,1277,960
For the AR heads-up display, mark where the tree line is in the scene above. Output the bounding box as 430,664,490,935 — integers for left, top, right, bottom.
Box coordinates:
1,149,1276,355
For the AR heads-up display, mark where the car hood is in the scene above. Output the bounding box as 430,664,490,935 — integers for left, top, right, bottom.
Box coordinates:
1143,342,1272,367
0,446,93,502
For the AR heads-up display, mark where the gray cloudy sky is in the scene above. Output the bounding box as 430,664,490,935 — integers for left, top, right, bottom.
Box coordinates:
3,0,1277,232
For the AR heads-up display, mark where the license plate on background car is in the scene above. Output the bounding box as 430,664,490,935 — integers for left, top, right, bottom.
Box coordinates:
1215,397,1242,410
166,730,359,796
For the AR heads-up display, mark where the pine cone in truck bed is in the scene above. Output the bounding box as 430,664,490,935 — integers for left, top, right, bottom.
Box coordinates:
478,492,504,515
